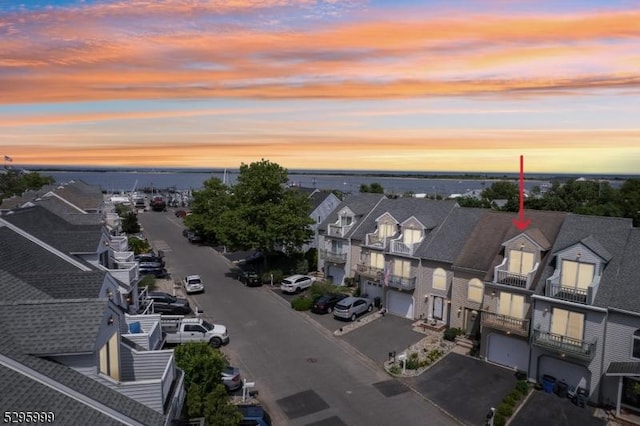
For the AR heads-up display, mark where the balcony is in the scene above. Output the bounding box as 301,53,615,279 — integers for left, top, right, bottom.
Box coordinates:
113,250,135,263
389,238,421,256
103,259,139,287
94,349,183,413
532,329,597,361
320,249,348,263
364,233,388,249
109,235,129,252
356,263,384,279
122,313,164,350
387,274,416,291
327,223,352,238
105,213,122,231
545,270,600,305
481,311,530,337
493,258,539,289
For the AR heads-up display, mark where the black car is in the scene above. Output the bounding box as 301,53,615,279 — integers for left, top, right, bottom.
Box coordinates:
144,291,192,315
235,266,262,287
311,293,349,314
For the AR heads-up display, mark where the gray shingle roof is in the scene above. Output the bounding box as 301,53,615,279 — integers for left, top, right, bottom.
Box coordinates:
2,205,102,253
15,270,108,300
35,196,104,225
0,269,52,302
415,207,485,263
318,193,386,236
308,190,336,212
454,210,567,278
0,364,124,426
0,226,84,274
597,227,640,311
350,198,458,241
50,180,104,211
0,299,107,355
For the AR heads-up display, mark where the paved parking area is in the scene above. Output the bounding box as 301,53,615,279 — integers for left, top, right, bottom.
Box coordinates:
405,352,518,425
512,389,607,425
340,314,423,364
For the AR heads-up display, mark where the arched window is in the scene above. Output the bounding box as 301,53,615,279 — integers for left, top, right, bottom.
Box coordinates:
633,330,640,359
433,268,447,290
467,279,484,303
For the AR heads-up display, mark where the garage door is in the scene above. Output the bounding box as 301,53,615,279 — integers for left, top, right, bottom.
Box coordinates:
387,290,413,319
327,265,345,286
363,280,384,301
487,333,530,372
538,356,590,392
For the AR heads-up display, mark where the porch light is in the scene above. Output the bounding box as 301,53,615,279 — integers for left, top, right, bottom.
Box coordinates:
106,289,113,299
108,315,115,326
457,307,462,315
491,291,496,298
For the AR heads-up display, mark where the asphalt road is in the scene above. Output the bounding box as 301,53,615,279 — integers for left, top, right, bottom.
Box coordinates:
138,211,459,426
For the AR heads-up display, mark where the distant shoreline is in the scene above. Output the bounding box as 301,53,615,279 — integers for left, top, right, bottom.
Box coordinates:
21,166,635,182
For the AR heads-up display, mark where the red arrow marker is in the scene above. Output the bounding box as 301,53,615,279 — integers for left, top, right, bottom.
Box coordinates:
513,155,531,231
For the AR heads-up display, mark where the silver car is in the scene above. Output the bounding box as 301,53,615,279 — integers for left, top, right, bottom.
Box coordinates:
221,366,242,392
333,296,373,321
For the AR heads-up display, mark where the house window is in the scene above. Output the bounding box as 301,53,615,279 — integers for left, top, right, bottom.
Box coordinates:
551,308,584,340
498,292,524,319
379,223,395,238
560,260,595,290
370,252,384,269
467,279,483,303
508,249,535,274
433,268,447,291
339,215,353,226
403,228,422,244
632,330,640,359
99,332,120,381
331,240,343,253
393,259,412,278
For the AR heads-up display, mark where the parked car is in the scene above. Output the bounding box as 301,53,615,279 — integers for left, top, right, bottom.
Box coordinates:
311,293,348,314
221,366,242,391
183,274,205,294
237,405,272,426
187,231,203,244
280,274,313,294
161,317,228,348
136,253,165,277
175,209,187,218
234,266,261,287
144,291,192,315
333,296,373,321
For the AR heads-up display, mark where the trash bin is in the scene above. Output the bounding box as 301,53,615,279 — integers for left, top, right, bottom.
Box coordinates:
542,374,556,394
374,297,381,308
556,381,568,398
576,387,588,408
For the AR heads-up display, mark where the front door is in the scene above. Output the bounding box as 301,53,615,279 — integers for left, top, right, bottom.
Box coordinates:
465,309,479,337
432,296,444,321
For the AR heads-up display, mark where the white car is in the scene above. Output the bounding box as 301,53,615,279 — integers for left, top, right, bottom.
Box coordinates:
183,275,205,294
280,274,313,294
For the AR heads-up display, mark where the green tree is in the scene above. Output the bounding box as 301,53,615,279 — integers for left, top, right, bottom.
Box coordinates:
481,181,518,204
185,382,205,419
203,384,243,426
360,183,384,193
185,177,230,244
174,342,227,395
214,160,314,257
0,169,55,202
619,179,640,226
127,236,150,254
121,212,141,234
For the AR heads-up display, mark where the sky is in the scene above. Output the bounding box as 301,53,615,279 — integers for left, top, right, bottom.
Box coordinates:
1,0,639,174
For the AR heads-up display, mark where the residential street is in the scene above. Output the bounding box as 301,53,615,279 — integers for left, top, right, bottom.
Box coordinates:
139,211,459,426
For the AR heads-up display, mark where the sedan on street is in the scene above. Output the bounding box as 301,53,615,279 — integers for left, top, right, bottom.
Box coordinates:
311,293,348,314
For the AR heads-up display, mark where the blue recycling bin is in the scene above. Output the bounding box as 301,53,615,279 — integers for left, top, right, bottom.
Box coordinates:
542,374,556,394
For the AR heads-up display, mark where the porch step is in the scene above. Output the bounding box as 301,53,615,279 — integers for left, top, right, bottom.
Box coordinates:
455,336,474,349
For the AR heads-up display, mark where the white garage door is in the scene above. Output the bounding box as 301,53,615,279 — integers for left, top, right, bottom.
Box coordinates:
363,280,384,301
327,265,345,286
538,356,590,392
387,290,413,319
487,333,530,372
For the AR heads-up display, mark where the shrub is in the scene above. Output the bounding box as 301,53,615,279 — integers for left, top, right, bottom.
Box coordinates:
262,270,283,285
428,349,443,362
443,327,463,341
388,364,401,375
508,390,522,403
140,275,156,291
515,380,530,396
496,402,513,418
290,297,313,311
502,394,517,407
309,282,345,300
493,413,506,426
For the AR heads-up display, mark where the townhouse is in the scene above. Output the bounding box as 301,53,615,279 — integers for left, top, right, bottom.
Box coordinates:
0,180,185,424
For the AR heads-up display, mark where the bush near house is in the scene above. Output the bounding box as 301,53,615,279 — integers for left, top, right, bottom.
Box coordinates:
490,380,531,426
261,270,283,285
443,327,464,341
309,282,350,300
140,275,157,291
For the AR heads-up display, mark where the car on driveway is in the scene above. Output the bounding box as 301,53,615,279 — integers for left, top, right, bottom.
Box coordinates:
144,291,192,315
183,274,205,294
333,296,373,321
234,266,262,287
312,293,348,314
135,253,165,277
221,366,242,392
280,274,313,294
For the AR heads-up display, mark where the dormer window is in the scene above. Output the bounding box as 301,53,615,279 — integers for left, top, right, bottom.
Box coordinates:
403,227,422,244
339,215,353,226
379,222,395,238
508,249,535,275
560,260,595,291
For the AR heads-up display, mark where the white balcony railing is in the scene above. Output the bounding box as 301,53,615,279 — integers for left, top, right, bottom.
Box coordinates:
109,235,129,252
545,269,600,305
105,261,139,286
320,249,348,263
113,250,135,263
122,314,163,350
493,258,539,289
364,233,388,249
356,263,384,278
327,223,352,238
389,238,421,256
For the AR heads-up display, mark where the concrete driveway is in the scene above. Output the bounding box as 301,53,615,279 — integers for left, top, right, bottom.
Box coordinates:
405,352,518,425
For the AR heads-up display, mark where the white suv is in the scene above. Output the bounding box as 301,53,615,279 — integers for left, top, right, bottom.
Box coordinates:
183,275,205,294
280,275,313,294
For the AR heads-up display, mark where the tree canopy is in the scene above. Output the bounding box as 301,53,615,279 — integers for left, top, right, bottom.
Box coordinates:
0,169,55,202
186,159,315,255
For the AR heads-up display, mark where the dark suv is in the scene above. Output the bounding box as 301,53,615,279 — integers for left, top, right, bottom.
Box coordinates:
311,293,348,314
144,291,191,315
234,266,261,287
135,253,165,277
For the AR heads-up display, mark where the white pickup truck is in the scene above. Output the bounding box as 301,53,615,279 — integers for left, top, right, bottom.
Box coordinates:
161,316,229,348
